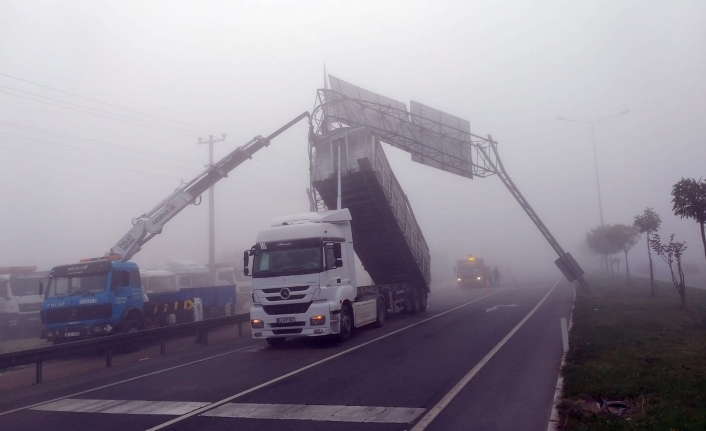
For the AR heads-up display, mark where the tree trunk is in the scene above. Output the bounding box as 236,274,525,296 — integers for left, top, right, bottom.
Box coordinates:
700,221,706,262
608,255,615,278
677,261,687,310
624,249,631,285
647,234,655,297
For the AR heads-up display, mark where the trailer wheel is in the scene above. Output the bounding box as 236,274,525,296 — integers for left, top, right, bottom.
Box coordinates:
373,299,386,328
419,292,428,312
336,304,353,342
266,337,286,347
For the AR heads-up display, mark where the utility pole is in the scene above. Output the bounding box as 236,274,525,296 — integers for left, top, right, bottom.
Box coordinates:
557,110,629,274
199,133,226,286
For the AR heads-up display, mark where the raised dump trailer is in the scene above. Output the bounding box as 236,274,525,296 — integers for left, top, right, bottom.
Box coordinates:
311,126,431,302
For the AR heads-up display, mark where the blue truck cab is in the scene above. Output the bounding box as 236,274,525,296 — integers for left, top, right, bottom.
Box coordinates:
40,259,146,343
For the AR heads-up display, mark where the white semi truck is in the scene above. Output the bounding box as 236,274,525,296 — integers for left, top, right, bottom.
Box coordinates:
245,126,431,345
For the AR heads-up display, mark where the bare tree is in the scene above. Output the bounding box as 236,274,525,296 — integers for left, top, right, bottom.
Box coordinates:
608,224,640,285
672,178,706,262
650,234,688,309
634,208,662,295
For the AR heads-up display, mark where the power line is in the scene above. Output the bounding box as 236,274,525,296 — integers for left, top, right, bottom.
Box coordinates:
0,120,198,164
0,86,200,137
0,71,213,134
0,145,178,179
0,131,195,171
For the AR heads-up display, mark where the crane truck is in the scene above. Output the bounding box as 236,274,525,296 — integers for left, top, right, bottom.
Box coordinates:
39,113,310,343
245,126,431,345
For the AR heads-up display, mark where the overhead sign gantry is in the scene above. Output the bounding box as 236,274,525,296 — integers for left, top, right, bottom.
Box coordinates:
310,75,589,293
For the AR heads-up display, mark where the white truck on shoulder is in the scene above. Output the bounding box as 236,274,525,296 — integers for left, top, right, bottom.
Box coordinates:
0,266,47,335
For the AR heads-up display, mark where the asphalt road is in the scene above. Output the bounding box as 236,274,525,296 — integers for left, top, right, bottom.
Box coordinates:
0,281,574,431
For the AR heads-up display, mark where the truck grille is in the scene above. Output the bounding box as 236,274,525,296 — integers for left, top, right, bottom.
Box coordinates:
262,302,312,315
45,304,112,324
262,286,309,294
273,328,303,335
265,295,306,302
270,322,306,328
18,303,42,313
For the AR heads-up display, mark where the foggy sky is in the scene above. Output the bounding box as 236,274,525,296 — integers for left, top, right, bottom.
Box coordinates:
1,0,705,287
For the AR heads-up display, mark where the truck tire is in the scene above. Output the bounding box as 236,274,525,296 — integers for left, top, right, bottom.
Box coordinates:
119,319,143,353
373,299,386,328
419,291,428,312
336,305,353,342
266,337,286,347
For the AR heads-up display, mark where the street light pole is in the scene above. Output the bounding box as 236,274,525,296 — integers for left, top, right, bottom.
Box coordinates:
589,123,605,226
199,133,227,286
557,110,629,227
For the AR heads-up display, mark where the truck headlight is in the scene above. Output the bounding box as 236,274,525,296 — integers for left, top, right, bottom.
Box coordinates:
251,319,264,329
457,278,461,281
310,315,326,326
477,277,481,280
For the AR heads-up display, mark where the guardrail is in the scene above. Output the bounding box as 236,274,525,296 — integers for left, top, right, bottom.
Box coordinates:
0,312,250,384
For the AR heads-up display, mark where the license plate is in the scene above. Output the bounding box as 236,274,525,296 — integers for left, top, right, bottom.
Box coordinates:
65,332,80,337
276,317,296,324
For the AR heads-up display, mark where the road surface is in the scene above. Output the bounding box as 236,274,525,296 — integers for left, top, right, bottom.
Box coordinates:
0,281,573,431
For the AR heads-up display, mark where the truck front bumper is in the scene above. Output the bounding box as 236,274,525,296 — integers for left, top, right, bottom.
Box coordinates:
41,323,116,341
250,301,336,339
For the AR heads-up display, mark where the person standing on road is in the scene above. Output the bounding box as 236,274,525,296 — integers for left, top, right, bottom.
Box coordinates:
492,266,500,287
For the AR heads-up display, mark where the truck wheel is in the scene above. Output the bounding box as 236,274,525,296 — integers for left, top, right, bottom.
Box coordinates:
373,299,386,328
266,337,286,347
336,305,353,342
120,319,142,353
419,292,428,312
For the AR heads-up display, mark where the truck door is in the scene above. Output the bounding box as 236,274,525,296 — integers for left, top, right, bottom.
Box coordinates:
110,269,143,320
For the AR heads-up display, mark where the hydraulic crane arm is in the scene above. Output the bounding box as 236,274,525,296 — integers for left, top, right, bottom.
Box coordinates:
107,112,311,262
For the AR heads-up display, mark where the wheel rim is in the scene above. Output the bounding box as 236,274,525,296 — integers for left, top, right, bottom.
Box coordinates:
341,309,352,337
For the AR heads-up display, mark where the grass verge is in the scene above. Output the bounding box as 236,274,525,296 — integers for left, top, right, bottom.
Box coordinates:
558,276,706,430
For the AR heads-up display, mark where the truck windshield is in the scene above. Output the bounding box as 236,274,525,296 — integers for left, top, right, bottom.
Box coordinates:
46,274,108,297
253,246,322,278
457,262,483,275
9,277,42,296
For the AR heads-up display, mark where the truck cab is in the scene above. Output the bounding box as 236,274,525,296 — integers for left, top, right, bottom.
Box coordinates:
455,256,487,288
0,267,47,334
247,209,387,345
41,259,146,343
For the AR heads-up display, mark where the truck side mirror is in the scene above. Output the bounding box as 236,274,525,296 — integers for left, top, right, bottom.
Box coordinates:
243,250,250,276
333,243,343,267
39,281,44,296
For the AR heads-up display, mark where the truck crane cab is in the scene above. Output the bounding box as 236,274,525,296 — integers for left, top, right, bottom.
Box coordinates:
40,259,146,342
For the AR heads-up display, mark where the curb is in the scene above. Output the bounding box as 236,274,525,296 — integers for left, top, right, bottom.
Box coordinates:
546,283,576,431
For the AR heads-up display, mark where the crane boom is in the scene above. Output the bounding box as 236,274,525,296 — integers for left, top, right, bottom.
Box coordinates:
108,112,310,262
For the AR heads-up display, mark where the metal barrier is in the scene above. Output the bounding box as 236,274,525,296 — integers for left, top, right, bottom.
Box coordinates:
0,312,250,384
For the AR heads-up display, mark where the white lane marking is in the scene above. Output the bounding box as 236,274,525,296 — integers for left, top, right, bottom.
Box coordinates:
203,402,426,423
410,280,560,431
32,399,209,415
485,304,518,313
0,344,258,417
144,289,504,431
547,282,576,431
561,318,569,353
